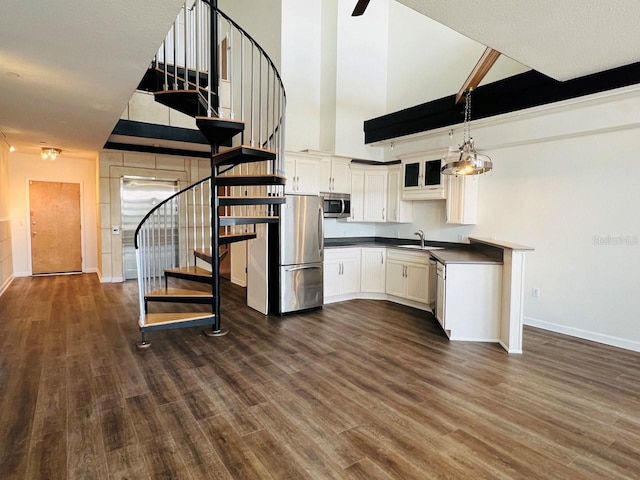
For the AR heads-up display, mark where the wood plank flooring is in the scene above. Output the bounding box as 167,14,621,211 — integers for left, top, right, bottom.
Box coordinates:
1,273,640,479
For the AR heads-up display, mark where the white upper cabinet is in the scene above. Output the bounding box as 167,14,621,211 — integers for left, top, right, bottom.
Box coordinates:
350,168,365,222
285,152,320,195
319,157,352,194
446,174,479,225
349,164,413,223
363,169,388,222
386,165,413,223
400,151,445,200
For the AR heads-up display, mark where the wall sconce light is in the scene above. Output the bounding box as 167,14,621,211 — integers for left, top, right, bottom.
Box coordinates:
41,147,62,160
0,130,15,152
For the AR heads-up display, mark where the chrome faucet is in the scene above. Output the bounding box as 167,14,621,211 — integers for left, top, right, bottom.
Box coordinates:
414,230,425,248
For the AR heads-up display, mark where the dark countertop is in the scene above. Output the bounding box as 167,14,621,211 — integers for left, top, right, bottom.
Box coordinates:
428,249,502,265
324,236,502,265
324,236,460,249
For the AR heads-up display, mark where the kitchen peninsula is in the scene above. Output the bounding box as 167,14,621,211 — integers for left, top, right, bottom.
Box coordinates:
324,236,533,353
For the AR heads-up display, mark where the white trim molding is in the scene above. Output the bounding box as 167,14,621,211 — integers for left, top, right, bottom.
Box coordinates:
525,316,640,353
0,273,14,297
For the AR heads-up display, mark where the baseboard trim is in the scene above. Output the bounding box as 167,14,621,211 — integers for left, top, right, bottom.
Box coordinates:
97,273,124,283
0,274,14,297
498,340,523,354
324,292,430,312
525,316,640,353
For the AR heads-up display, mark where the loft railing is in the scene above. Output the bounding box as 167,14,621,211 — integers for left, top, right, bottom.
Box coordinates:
152,0,286,173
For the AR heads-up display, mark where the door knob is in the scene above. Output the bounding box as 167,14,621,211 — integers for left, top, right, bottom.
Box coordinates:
32,231,37,236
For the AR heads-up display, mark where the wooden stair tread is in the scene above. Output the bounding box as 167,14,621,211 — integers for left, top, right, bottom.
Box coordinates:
212,145,276,166
145,288,212,298
154,89,207,117
196,117,245,144
195,116,244,125
220,216,279,226
219,195,286,206
194,248,230,264
219,232,258,245
165,266,212,277
215,174,286,186
140,312,214,328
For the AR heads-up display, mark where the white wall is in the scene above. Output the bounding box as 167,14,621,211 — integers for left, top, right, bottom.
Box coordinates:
219,0,282,69
334,0,388,160
281,0,323,151
8,153,98,276
386,1,529,112
279,0,528,160
0,144,13,294
369,87,640,351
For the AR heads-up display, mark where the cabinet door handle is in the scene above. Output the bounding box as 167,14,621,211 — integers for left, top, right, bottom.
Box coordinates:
380,252,384,264
382,207,385,220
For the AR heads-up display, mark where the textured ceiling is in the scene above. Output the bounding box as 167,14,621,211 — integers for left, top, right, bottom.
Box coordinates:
395,0,640,81
2,0,638,159
0,0,184,158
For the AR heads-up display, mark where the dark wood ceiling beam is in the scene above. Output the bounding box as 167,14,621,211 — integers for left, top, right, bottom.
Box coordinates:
456,47,501,104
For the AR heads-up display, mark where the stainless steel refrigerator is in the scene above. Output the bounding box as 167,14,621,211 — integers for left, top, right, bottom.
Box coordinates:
278,194,324,313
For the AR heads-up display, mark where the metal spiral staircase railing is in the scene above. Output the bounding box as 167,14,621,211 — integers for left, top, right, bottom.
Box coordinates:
134,0,286,347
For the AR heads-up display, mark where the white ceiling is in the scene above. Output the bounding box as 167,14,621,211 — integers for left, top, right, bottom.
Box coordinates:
396,0,640,81
1,0,638,159
0,0,184,158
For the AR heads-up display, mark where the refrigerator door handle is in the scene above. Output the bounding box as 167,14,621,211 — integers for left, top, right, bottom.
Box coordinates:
285,265,323,272
318,204,324,255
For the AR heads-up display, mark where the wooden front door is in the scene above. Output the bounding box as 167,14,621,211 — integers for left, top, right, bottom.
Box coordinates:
29,181,82,274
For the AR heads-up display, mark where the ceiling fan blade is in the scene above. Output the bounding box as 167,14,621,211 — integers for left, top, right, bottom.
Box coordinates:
455,47,501,104
352,0,371,16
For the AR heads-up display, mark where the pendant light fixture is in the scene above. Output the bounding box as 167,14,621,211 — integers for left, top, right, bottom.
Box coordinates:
41,147,61,160
441,88,492,176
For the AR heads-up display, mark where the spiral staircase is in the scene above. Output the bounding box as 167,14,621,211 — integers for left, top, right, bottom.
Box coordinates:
133,0,286,347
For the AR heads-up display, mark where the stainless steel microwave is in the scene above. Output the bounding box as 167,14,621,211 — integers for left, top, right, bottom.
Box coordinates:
322,193,351,218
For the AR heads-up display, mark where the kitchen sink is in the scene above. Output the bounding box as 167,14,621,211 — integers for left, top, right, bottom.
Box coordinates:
396,245,444,251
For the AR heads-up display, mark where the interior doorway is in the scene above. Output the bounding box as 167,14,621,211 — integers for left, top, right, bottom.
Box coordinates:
121,176,179,280
29,180,82,275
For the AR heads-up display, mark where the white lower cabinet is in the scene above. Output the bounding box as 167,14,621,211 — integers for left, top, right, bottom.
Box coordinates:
385,249,430,305
324,248,361,299
360,248,386,293
435,262,502,341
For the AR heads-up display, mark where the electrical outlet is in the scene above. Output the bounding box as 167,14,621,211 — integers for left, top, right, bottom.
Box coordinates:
532,287,540,298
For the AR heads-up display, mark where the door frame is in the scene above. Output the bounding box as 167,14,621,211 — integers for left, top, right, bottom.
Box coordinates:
26,178,86,275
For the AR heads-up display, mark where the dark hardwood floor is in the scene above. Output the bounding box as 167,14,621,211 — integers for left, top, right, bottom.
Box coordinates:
1,273,639,479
